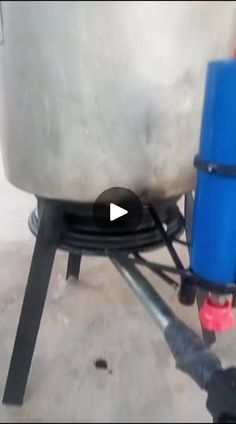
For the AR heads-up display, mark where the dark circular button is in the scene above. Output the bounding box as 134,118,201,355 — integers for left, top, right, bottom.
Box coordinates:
93,187,143,233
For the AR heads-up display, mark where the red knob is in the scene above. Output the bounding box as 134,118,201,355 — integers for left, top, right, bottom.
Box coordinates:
199,296,235,332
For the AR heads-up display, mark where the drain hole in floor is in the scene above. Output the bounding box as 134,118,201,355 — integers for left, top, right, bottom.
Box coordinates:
94,359,108,370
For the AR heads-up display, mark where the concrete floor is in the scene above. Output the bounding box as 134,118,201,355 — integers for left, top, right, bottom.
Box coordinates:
0,158,236,423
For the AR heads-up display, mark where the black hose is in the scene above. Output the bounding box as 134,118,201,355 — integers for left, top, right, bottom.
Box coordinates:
164,319,222,389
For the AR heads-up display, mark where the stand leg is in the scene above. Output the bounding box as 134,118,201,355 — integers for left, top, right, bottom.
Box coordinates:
184,193,216,344
196,288,216,346
66,253,82,281
3,200,63,405
232,294,236,308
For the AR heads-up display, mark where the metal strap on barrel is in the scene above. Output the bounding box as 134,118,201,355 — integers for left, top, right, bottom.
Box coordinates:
194,155,236,177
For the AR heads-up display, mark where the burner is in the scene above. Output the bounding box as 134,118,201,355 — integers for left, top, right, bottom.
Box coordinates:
29,197,184,255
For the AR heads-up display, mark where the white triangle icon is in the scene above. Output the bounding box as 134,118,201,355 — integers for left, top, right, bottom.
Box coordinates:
110,203,128,222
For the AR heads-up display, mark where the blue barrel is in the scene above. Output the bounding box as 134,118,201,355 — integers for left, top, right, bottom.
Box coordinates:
191,59,236,285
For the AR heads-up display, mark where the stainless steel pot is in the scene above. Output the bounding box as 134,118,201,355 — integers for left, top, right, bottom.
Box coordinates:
0,1,235,201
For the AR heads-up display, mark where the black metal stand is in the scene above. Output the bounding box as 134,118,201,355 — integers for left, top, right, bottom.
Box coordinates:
3,200,63,405
2,193,224,406
66,253,82,281
3,196,184,405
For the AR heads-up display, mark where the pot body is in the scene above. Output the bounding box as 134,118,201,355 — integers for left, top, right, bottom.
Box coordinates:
0,1,235,201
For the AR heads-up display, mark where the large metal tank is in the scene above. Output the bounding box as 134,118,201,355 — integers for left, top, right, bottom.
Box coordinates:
0,1,235,202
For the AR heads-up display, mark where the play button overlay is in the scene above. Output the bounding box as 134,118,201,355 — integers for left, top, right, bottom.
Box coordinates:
93,187,143,232
110,203,128,221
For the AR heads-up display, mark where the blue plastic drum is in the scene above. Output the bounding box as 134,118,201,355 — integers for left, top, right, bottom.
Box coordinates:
191,59,236,285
